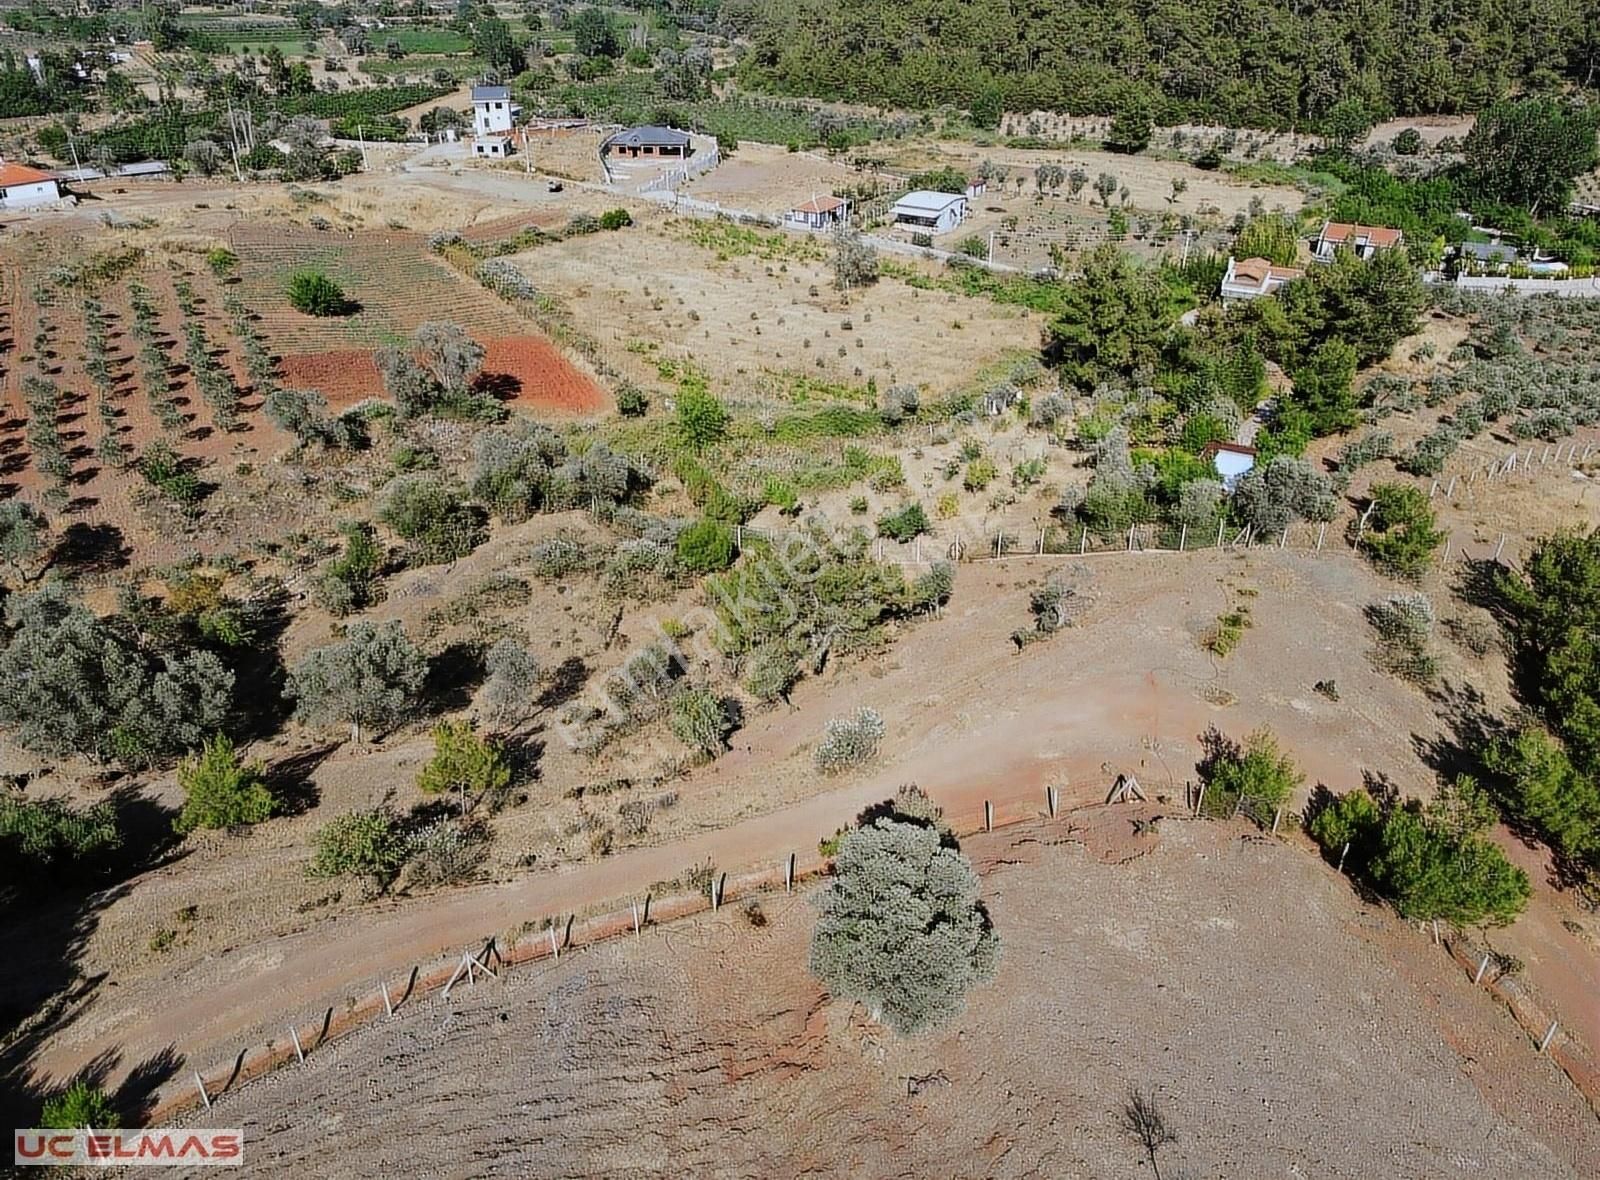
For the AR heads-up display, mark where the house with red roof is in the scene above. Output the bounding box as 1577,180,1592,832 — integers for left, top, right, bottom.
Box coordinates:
1314,221,1404,262
785,194,849,231
1220,256,1304,303
0,161,62,210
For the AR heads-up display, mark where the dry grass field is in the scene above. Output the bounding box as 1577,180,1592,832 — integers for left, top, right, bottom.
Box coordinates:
503,213,1044,394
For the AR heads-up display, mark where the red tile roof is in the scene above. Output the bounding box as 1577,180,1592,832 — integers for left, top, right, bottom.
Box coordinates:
1201,441,1258,459
1319,221,1404,249
792,195,845,214
1231,257,1304,285
0,162,57,188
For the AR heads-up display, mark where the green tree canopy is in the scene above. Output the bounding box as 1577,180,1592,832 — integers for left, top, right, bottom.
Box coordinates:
810,816,999,1034
1464,97,1600,216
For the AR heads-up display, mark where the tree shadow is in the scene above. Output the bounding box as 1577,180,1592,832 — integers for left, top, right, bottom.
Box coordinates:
472,371,522,402
535,656,588,712
264,743,336,818
0,788,184,1129
421,641,486,714
50,522,130,575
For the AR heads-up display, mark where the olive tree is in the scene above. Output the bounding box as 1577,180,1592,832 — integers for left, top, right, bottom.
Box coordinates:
0,500,47,579
810,817,999,1034
288,620,428,742
0,585,233,766
1232,456,1336,535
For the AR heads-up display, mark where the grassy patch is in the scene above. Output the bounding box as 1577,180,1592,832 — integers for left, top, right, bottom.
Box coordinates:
679,219,824,263
1203,607,1252,657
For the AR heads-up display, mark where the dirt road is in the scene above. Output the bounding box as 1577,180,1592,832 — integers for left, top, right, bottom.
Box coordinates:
210,818,1600,1178
32,550,1449,1104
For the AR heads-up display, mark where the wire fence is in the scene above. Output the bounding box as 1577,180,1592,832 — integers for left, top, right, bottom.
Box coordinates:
149,775,1600,1128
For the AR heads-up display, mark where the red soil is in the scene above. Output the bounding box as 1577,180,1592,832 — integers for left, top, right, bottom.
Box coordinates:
277,350,382,401
278,335,606,414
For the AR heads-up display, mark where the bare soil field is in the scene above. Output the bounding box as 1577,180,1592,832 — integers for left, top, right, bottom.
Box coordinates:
503,214,1044,393
679,141,885,216
36,544,1599,1109
211,817,1600,1178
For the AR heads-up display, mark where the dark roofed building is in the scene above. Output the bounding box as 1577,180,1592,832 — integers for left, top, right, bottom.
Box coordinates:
605,126,692,158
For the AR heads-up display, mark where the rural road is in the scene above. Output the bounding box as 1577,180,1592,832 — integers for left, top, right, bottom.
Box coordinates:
30,551,1458,1104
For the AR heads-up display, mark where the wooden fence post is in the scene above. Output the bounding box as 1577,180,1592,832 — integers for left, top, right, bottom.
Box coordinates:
1540,1022,1559,1053
1337,841,1350,874
289,1026,305,1064
549,925,559,961
1178,523,1187,552
1474,954,1490,985
193,1071,211,1111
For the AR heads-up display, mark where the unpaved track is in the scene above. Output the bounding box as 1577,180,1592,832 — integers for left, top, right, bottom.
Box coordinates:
217,820,1600,1178
32,551,1451,1103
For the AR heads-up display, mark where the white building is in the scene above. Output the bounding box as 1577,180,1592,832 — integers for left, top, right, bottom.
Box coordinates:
891,190,968,235
785,195,849,230
472,84,519,135
0,161,62,210
1220,256,1303,303
1202,442,1258,491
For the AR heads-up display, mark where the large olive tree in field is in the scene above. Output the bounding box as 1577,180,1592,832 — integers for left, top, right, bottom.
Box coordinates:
810,816,999,1034
0,585,233,766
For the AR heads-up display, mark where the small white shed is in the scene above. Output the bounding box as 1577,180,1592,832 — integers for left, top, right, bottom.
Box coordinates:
1203,441,1258,491
0,162,61,210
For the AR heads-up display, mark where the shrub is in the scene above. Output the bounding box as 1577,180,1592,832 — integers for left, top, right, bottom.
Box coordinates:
286,269,349,316
676,518,736,573
138,441,201,506
876,501,929,542
1308,777,1531,926
417,720,512,811
316,522,384,616
810,817,999,1034
962,456,997,492
528,532,593,579
599,207,633,230
205,247,238,278
481,638,540,731
1360,483,1443,579
816,707,886,773
669,687,733,755
404,818,489,888
308,807,408,889
40,1079,119,1130
289,620,428,743
615,381,648,417
744,646,800,703
174,734,275,834
1197,726,1302,822
1367,593,1438,683
674,385,729,451
879,383,919,424
378,475,486,563
0,793,121,878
